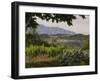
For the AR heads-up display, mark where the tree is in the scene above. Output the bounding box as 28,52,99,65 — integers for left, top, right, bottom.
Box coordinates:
25,13,85,30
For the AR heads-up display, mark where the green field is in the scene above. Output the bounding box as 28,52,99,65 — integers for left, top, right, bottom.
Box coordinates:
25,34,89,68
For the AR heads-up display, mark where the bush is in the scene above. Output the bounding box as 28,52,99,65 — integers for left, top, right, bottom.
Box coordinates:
82,39,89,50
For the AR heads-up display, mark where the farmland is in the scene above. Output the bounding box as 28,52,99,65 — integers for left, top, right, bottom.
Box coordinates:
25,34,89,68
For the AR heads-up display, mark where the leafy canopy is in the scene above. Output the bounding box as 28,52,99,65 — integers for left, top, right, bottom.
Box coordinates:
25,13,85,30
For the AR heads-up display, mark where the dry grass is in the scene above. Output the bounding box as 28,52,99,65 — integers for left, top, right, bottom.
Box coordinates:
25,55,60,68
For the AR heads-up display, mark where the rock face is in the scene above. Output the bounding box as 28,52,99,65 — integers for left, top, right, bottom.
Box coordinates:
36,24,76,35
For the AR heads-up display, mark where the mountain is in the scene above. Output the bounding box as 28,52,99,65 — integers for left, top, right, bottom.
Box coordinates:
36,24,76,35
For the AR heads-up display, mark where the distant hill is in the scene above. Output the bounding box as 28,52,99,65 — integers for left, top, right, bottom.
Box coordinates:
57,34,89,40
36,24,76,35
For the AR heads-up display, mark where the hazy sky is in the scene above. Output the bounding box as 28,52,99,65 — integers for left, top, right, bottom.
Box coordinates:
36,15,89,35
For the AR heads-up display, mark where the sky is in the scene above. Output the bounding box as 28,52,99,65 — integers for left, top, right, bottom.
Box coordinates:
36,15,89,35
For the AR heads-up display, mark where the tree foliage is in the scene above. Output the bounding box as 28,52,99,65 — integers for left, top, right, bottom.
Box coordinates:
25,13,85,29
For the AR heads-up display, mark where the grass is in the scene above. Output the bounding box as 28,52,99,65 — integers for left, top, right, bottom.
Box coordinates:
25,44,89,68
